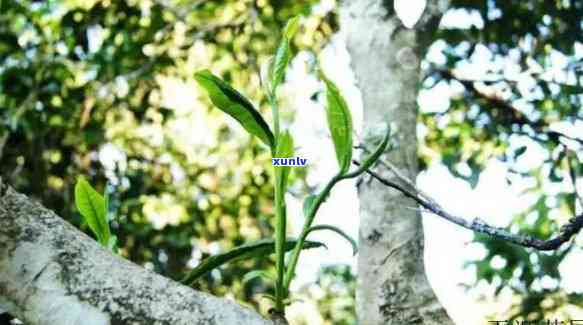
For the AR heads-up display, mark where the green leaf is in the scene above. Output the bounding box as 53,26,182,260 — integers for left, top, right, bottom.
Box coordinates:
259,294,304,306
194,70,275,148
181,238,325,285
357,124,390,173
567,150,578,185
242,270,275,285
268,16,300,96
283,16,300,39
107,235,118,253
261,56,276,96
260,294,278,302
302,194,318,218
283,297,305,305
307,224,358,256
275,130,294,158
270,43,290,96
104,188,110,221
514,146,527,159
75,176,110,246
320,71,353,174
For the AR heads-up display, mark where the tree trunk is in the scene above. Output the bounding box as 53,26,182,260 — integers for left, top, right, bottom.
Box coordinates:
0,180,270,325
340,1,453,324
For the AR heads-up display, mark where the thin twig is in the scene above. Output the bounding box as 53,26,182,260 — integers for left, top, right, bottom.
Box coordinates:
547,131,583,147
355,146,437,206
436,69,583,146
354,161,583,251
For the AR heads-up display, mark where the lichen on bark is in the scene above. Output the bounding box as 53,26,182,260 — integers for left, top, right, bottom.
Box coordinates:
339,0,453,324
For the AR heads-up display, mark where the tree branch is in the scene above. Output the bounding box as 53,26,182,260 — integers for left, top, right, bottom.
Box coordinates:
436,69,583,146
353,160,583,251
438,70,543,126
0,179,270,325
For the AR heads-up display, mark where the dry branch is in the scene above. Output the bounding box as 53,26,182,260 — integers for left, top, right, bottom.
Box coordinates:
354,160,583,251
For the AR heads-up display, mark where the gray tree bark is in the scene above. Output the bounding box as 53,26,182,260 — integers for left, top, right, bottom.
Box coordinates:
0,180,270,325
340,1,453,324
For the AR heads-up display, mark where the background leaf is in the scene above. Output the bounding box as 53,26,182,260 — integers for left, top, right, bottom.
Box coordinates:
195,70,275,148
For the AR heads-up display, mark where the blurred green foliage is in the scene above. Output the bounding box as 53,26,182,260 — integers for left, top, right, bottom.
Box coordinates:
424,0,583,321
0,0,335,319
290,265,356,325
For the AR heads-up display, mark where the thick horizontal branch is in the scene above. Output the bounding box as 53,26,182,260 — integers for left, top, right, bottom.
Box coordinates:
354,160,583,251
0,179,271,325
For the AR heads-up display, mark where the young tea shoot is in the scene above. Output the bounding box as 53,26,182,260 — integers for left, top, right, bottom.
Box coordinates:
74,176,118,252
73,16,390,318
168,16,391,318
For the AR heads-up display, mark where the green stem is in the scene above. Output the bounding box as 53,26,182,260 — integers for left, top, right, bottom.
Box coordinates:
282,160,375,290
283,174,343,290
270,93,285,312
273,171,286,312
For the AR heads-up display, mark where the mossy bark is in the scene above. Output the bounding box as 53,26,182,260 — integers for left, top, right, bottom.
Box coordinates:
0,180,270,325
